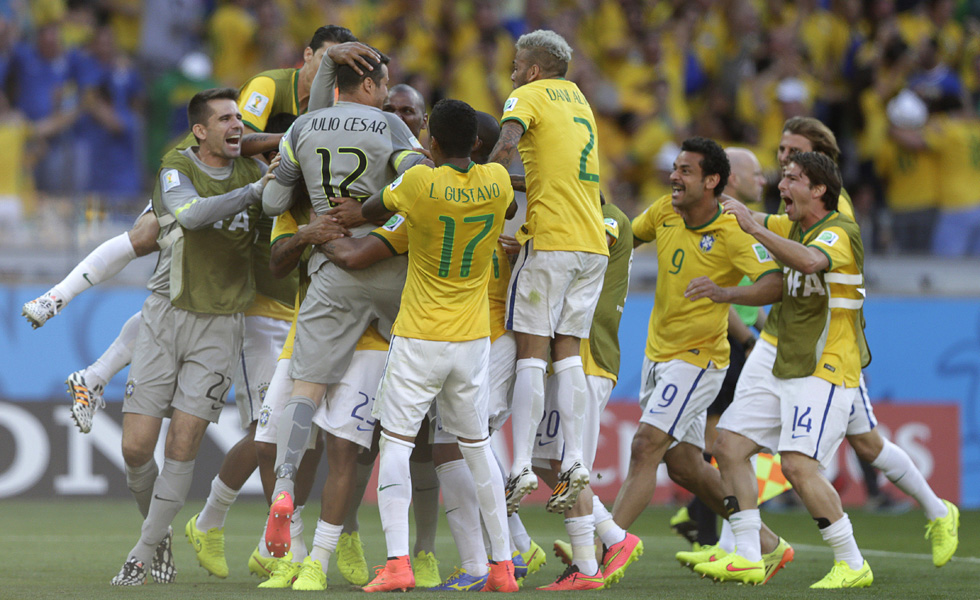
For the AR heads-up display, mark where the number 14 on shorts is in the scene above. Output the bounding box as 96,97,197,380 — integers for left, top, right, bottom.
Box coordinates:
791,405,812,438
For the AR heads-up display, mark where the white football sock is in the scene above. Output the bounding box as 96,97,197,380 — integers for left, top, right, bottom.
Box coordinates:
820,513,864,571
508,513,531,554
378,433,414,558
310,520,343,573
196,475,240,531
730,508,762,562
871,439,947,520
510,358,546,477
553,356,587,470
458,438,509,562
436,459,488,576
565,515,599,576
718,518,735,553
51,232,137,305
592,495,626,547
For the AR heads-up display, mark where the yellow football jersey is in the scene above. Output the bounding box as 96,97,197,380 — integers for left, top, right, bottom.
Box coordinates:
381,162,512,341
766,213,864,387
271,209,389,359
632,195,779,368
500,78,607,256
369,214,511,342
875,141,939,212
759,189,857,347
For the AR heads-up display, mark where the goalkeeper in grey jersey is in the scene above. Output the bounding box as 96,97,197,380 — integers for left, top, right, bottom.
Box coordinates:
259,48,427,559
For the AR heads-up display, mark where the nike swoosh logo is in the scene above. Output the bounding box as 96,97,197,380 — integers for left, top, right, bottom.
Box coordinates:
82,273,94,286
537,440,554,446
791,433,809,439
356,425,374,432
446,507,459,514
726,564,762,572
663,223,675,227
647,410,665,414
843,572,870,586
415,485,439,492
153,494,178,503
603,546,624,568
378,483,400,492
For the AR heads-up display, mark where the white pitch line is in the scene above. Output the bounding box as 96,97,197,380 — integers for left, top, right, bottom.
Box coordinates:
792,543,980,565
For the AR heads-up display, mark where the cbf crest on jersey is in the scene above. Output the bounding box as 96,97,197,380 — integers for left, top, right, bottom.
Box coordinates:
699,233,715,253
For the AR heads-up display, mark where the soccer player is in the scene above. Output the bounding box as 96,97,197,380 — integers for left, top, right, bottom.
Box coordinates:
360,98,517,593
697,152,874,588
670,147,769,553
596,137,785,586
705,117,958,576
110,88,275,585
487,29,609,515
536,195,633,590
384,83,428,143
260,48,427,559
296,110,545,591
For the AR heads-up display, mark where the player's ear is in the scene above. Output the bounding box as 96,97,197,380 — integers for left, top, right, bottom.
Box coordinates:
303,45,314,64
192,122,207,143
704,172,720,192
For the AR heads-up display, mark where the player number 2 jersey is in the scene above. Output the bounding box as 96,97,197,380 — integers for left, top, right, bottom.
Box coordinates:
501,78,607,256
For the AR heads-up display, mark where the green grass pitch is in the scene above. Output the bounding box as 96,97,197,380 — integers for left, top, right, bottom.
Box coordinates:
2,499,977,599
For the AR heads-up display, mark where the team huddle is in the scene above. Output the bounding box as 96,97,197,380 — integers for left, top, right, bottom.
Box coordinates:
22,25,960,593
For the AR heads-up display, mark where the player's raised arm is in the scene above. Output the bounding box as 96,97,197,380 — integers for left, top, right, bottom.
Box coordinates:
488,120,524,168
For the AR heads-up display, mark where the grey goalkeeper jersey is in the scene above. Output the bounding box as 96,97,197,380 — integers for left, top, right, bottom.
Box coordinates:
264,101,425,273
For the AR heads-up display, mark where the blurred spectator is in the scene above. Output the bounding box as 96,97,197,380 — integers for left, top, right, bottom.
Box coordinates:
874,89,938,253
209,0,260,87
138,0,205,80
75,23,144,208
6,20,79,194
145,52,216,172
445,1,513,116
908,37,964,111
892,94,980,256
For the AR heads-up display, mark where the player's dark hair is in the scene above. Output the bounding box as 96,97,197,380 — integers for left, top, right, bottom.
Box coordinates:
680,136,730,197
791,151,841,211
783,117,840,164
336,49,390,94
429,99,477,158
266,112,298,134
309,25,357,50
472,111,500,164
187,87,239,131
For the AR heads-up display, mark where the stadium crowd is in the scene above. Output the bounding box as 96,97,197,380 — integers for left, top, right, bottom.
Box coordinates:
2,0,980,255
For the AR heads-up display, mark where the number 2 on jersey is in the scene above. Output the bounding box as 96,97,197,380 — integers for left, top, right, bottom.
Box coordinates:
572,117,599,183
437,214,495,278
